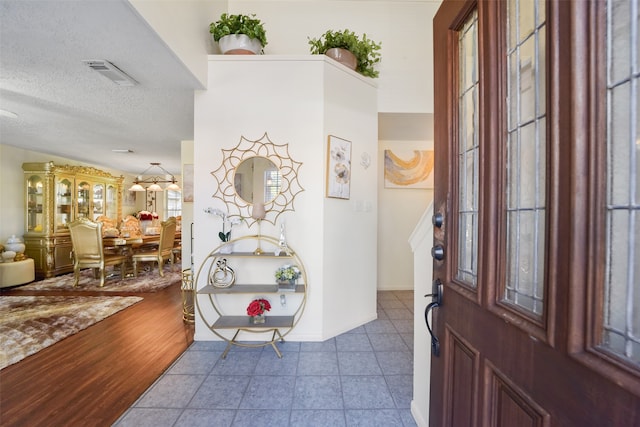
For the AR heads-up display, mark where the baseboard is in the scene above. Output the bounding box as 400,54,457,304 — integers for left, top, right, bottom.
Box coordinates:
411,400,428,427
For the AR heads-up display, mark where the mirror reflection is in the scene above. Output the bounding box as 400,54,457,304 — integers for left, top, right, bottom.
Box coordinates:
234,157,281,205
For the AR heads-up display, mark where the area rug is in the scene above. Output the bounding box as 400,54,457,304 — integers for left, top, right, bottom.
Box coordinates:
17,263,183,293
0,295,142,369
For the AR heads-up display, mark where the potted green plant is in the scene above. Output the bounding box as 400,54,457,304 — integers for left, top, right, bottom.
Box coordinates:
209,13,267,54
275,264,301,284
275,264,301,291
308,29,382,78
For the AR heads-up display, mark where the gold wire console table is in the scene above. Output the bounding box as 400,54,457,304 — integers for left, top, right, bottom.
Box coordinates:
194,235,307,358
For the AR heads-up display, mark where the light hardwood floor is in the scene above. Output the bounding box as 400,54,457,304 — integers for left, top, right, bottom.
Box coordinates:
0,282,194,427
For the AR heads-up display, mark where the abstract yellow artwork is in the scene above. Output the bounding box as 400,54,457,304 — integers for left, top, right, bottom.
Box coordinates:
384,149,434,189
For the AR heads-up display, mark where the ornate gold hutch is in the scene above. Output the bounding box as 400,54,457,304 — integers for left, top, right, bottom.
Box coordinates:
22,162,124,278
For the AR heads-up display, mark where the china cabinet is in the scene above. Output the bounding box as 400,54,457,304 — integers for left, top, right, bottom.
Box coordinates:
195,235,307,358
22,162,124,278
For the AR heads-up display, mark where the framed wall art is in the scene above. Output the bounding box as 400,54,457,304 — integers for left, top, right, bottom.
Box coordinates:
326,135,352,199
383,149,434,189
183,164,194,202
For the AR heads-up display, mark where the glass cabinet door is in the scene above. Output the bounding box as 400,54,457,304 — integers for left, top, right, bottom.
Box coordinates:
26,174,44,233
55,176,73,232
105,184,117,219
93,183,104,220
76,181,90,219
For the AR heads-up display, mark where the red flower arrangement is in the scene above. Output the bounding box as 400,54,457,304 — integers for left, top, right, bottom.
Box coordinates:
136,210,158,221
246,298,271,317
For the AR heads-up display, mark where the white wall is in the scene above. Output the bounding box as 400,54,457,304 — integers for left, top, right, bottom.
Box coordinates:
378,140,433,290
131,0,442,111
193,55,378,341
321,62,379,338
228,0,442,114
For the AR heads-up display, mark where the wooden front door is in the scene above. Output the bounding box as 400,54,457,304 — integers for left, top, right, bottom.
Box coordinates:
430,0,640,425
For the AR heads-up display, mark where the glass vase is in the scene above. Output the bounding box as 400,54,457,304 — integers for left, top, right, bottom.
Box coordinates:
278,279,297,291
250,313,265,324
140,220,151,235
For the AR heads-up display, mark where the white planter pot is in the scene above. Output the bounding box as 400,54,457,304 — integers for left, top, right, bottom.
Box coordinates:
217,34,262,55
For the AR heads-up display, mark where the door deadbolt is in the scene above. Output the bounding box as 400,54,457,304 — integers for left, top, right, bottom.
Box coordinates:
431,245,445,260
432,213,444,228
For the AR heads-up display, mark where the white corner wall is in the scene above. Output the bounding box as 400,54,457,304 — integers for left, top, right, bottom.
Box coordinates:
409,203,434,427
229,0,442,114
129,0,442,113
321,61,379,338
193,55,378,342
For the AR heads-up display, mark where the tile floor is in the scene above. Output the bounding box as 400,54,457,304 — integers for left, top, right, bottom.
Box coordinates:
114,290,417,427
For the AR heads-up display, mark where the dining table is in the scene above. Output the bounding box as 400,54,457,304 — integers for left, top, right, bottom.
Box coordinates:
102,232,181,277
103,232,181,249
102,235,143,278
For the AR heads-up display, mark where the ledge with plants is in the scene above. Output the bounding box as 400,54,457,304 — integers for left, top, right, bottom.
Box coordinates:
308,29,382,78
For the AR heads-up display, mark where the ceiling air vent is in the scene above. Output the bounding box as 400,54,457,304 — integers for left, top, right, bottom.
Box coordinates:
82,60,138,87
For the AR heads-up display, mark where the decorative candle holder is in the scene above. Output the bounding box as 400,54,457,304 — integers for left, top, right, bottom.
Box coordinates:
252,202,266,255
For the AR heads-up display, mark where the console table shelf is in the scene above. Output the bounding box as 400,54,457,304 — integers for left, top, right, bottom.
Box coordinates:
195,235,307,358
212,251,294,258
198,284,305,294
213,315,295,329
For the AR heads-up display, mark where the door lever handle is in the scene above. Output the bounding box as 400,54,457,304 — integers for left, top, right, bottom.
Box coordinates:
424,301,440,357
424,279,443,356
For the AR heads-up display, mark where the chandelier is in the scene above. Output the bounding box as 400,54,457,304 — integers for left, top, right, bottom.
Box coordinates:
128,162,181,192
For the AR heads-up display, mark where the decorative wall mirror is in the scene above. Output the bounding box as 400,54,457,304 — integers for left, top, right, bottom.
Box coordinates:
211,133,304,226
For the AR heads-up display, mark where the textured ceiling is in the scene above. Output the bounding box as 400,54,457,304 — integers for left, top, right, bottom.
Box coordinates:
0,1,434,177
0,0,203,176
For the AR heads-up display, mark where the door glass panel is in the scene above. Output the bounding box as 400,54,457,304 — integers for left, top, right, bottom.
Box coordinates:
93,183,104,220
609,0,632,85
537,25,546,117
27,175,44,232
56,177,73,231
456,9,479,287
77,181,90,219
603,0,640,365
105,184,117,219
519,37,537,124
503,0,547,316
518,0,535,40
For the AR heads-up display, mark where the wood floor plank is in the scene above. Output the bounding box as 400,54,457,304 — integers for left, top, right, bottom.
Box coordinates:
0,282,194,426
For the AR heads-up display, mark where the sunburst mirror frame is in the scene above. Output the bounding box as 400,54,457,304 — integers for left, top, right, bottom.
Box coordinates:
211,133,305,226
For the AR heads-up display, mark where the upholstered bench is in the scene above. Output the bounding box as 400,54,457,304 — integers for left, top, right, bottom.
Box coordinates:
0,258,35,288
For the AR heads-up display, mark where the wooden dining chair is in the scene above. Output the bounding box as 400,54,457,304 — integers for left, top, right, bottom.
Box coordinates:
132,217,177,277
68,217,126,287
